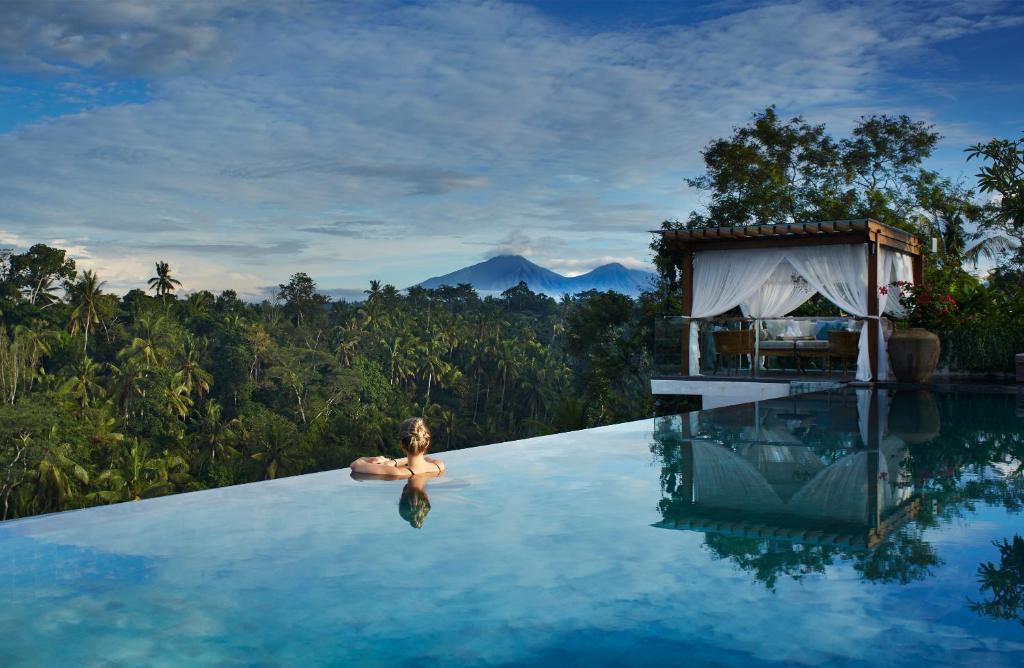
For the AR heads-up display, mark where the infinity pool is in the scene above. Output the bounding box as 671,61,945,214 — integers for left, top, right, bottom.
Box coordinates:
2,388,1023,666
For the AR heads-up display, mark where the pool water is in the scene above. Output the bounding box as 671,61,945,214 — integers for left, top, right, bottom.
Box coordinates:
2,388,1023,666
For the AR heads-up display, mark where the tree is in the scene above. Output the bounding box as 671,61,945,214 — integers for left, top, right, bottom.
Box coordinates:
277,272,329,326
686,106,844,227
148,261,182,302
967,132,1024,268
67,270,106,356
245,408,302,480
92,440,187,502
684,107,940,231
8,244,76,305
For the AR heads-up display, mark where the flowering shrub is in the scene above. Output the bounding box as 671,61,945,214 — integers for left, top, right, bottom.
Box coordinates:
880,280,959,330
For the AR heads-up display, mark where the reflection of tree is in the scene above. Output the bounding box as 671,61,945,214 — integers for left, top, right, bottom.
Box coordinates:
970,535,1024,626
853,526,941,585
653,391,1023,592
702,535,839,591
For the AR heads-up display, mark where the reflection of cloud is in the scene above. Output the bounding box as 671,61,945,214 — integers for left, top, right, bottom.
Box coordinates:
3,418,1013,665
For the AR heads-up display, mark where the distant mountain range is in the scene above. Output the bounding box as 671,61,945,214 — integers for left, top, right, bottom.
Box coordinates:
418,255,655,297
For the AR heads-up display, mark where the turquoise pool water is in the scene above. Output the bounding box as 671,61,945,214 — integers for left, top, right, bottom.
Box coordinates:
2,388,1023,666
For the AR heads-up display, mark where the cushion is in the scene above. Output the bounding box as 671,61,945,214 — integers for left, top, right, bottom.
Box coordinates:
758,341,795,351
815,320,846,340
796,340,829,351
763,320,787,338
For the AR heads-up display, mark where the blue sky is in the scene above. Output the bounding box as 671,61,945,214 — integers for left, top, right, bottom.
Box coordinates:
1,0,1022,298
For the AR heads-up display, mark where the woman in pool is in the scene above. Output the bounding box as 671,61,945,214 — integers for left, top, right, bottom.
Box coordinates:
350,417,446,477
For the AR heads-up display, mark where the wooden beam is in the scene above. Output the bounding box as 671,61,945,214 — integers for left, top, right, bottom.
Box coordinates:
912,252,924,287
680,249,695,376
867,230,879,381
663,232,867,253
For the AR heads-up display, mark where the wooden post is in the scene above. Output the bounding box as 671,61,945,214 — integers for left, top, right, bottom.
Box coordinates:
866,389,880,530
867,233,879,381
911,252,924,287
680,248,694,376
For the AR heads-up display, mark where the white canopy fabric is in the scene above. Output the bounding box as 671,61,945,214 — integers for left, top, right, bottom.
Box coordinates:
687,244,916,381
739,260,816,319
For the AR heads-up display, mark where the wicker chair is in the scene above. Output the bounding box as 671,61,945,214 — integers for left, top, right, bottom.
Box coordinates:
827,330,860,375
712,329,754,374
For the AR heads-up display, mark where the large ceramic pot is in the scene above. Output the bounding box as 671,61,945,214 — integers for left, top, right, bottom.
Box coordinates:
888,328,941,383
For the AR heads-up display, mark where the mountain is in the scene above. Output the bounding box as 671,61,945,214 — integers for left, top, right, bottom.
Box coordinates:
417,255,655,297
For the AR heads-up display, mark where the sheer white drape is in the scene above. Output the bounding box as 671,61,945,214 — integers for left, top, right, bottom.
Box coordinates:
688,244,878,380
687,250,784,374
881,249,914,318
687,244,921,380
784,245,872,381
739,260,816,318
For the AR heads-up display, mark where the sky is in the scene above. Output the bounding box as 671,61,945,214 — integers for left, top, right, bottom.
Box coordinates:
1,0,1022,299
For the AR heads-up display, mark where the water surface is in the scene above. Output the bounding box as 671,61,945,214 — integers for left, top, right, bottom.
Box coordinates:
2,388,1022,666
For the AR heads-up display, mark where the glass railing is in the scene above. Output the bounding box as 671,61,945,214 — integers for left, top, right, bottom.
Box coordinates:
653,316,861,377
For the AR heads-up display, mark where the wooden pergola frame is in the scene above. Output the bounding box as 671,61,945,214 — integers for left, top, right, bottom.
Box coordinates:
657,219,923,380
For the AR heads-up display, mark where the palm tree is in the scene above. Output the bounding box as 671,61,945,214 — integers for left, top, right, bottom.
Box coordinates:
192,401,239,465
31,430,89,513
60,356,102,408
125,313,171,368
107,360,143,427
28,275,61,307
68,270,106,356
177,336,213,400
92,441,187,502
148,261,182,302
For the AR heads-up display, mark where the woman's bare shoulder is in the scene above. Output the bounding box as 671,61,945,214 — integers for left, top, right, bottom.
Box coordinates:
350,457,412,477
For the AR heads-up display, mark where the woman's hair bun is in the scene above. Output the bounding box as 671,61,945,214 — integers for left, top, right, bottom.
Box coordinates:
399,417,431,455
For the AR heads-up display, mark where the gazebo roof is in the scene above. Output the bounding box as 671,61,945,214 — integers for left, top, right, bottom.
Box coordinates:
655,218,920,255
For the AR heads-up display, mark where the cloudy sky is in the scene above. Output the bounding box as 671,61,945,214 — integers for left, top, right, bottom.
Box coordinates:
1,0,1022,298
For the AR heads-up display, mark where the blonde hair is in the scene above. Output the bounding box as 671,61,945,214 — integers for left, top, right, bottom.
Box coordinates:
399,417,431,456
399,482,431,529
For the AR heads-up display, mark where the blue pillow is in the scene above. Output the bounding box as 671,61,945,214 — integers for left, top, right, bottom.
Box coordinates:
815,321,845,340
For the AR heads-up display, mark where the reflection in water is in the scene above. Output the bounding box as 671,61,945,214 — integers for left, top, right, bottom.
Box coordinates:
970,535,1024,626
349,471,437,529
653,389,1023,596
399,477,432,529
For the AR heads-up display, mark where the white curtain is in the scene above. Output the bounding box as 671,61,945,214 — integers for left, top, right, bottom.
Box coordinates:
687,244,904,381
739,260,816,318
881,249,914,319
687,249,784,374
784,245,873,381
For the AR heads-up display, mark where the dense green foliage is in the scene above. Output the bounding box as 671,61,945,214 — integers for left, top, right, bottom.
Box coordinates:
0,254,656,520
653,109,1024,373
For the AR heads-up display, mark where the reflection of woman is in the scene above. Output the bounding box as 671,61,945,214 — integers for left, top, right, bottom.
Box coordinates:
399,476,431,528
350,417,446,477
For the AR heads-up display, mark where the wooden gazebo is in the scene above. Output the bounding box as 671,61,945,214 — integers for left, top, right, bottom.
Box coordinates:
657,219,923,380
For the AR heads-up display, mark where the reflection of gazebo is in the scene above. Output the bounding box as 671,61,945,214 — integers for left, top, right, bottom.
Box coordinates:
654,391,917,550
656,440,915,550
658,219,923,381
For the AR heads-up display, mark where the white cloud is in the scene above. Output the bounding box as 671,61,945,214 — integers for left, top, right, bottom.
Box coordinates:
544,256,652,276
0,0,1021,293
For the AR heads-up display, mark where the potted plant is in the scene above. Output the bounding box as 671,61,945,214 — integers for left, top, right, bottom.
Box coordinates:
881,281,956,383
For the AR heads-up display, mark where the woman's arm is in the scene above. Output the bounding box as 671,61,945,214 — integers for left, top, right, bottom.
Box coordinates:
425,456,445,472
349,458,412,476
